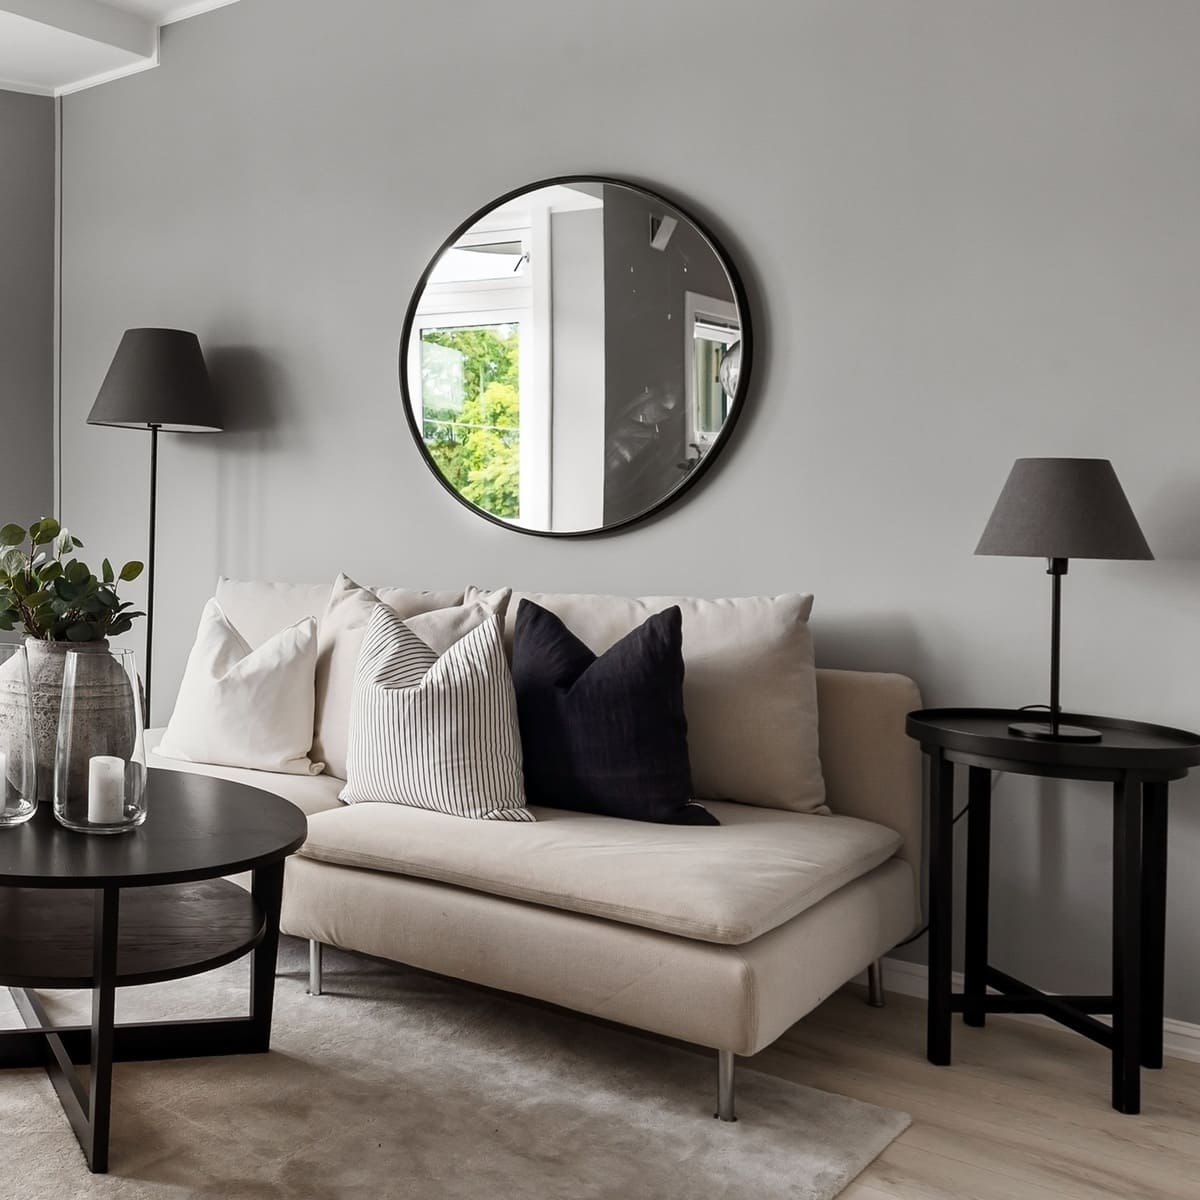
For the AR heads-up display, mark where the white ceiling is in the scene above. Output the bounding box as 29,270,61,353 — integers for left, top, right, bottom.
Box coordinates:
0,0,240,96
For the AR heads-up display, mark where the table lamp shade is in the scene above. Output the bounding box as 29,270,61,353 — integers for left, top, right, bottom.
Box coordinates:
87,329,222,432
975,458,1152,561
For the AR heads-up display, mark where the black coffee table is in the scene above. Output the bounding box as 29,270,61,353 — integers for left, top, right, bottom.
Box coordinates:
0,769,307,1173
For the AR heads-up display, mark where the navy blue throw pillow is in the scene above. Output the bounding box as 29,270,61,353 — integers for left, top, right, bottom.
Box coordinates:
512,600,718,826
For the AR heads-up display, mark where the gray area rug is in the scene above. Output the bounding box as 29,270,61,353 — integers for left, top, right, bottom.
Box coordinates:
0,938,908,1199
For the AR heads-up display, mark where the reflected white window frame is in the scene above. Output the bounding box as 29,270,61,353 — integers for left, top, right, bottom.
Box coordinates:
683,291,740,456
410,220,552,529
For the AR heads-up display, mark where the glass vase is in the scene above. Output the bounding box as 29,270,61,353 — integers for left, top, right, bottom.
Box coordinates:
54,647,147,834
0,643,38,826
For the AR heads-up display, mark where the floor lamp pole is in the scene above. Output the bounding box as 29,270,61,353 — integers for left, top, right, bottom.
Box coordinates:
145,423,159,723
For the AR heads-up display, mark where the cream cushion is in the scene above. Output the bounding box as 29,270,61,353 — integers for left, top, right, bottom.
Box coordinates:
145,729,345,817
297,798,898,945
156,599,322,775
466,588,825,813
312,576,508,778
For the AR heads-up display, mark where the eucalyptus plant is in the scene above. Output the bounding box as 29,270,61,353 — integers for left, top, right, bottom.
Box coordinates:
0,518,145,642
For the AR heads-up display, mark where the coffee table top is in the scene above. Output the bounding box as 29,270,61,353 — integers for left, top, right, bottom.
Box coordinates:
0,769,308,888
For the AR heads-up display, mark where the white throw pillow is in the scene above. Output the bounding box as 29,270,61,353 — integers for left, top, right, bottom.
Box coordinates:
313,574,509,780
340,605,532,822
157,598,323,776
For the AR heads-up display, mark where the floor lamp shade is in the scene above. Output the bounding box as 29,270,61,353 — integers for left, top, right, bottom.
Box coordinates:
975,458,1152,743
87,329,221,432
86,329,222,724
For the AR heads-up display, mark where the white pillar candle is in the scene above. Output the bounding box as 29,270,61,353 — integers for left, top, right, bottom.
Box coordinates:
88,756,126,824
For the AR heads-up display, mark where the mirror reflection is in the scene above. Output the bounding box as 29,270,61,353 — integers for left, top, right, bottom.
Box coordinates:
401,179,749,535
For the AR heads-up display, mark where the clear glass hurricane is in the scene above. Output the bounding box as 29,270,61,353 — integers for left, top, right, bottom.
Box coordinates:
54,647,147,834
0,643,37,826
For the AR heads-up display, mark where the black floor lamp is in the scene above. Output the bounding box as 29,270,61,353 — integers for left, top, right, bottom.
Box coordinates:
975,457,1153,743
87,329,222,720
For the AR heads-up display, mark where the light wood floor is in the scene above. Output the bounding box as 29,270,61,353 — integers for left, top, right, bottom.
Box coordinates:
753,985,1200,1200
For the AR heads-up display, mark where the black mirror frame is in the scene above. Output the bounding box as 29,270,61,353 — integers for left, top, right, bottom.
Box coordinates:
398,174,753,538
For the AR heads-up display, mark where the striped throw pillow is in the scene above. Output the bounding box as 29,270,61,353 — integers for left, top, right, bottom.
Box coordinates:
340,604,533,822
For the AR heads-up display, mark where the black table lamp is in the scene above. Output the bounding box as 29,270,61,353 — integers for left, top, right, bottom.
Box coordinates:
87,329,222,718
975,458,1152,743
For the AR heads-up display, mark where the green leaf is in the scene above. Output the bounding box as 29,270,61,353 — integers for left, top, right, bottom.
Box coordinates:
25,590,51,608
107,618,132,637
96,585,119,607
71,536,84,550
64,622,97,642
40,561,62,582
65,560,90,586
31,517,61,546
118,561,144,583
0,617,13,632
0,524,27,547
102,558,114,585
54,579,80,603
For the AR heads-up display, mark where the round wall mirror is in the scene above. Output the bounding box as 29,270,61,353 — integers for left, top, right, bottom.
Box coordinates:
399,176,752,536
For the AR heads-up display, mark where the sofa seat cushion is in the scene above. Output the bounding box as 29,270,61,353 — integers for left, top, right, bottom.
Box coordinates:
296,799,901,945
145,729,345,817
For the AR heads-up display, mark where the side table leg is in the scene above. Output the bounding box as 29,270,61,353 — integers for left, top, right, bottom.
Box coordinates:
1113,776,1143,1114
1141,781,1168,1070
927,751,955,1065
963,767,991,1027
87,886,120,1173
250,862,285,1053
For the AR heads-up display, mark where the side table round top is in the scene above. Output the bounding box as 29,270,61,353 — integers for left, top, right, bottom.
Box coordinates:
0,768,308,889
907,708,1200,776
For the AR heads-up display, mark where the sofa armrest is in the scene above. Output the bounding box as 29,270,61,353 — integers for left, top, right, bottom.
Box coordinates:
815,669,923,905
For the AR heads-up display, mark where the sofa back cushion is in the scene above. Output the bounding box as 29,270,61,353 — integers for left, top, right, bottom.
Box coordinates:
467,587,826,814
214,578,464,651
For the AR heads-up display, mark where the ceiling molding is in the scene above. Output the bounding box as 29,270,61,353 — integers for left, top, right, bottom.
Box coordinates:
0,0,237,96
55,42,160,96
0,0,155,57
159,0,241,27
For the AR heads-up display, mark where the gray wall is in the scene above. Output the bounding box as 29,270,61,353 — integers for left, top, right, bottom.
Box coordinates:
59,1,1200,1022
0,89,54,532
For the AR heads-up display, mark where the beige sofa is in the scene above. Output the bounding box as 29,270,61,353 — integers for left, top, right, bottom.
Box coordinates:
146,580,923,1121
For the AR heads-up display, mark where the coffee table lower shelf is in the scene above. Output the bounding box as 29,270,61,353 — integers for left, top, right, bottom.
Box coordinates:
0,872,285,1173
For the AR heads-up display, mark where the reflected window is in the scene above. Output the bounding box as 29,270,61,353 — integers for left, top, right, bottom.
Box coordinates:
418,323,522,521
684,294,740,459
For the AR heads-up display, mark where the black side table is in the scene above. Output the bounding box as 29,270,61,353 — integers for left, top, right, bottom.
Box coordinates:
906,708,1200,1114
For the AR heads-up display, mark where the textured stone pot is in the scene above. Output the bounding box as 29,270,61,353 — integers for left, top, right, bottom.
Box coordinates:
0,639,137,805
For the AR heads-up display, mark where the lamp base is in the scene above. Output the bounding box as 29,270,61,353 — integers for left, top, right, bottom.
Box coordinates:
1008,721,1102,744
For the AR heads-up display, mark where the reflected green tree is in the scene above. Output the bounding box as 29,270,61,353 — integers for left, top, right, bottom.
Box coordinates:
422,325,520,519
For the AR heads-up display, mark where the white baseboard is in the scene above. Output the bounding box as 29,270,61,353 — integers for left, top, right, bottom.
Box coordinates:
867,956,1200,1065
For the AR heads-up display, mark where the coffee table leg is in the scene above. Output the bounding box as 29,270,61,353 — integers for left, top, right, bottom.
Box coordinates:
1140,781,1168,1070
250,861,285,1052
87,886,120,1173
927,750,955,1065
1113,776,1143,1114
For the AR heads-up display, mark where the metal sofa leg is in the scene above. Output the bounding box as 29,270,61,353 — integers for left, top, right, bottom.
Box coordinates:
867,958,886,1008
307,939,323,996
715,1050,737,1122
